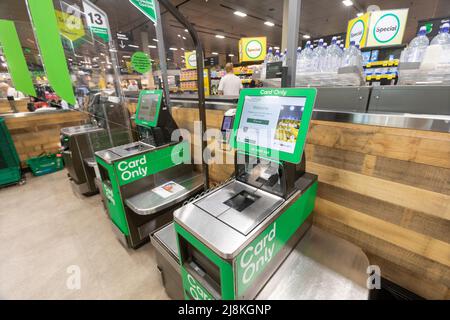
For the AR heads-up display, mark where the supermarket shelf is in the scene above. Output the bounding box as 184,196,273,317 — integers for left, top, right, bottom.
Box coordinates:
365,60,399,68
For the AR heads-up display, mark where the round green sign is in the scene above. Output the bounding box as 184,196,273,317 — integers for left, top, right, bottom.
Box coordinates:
131,51,152,74
373,13,401,44
245,40,263,60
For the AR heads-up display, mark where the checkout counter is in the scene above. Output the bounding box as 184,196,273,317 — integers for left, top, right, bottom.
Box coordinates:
60,93,132,196
95,90,203,249
151,88,370,300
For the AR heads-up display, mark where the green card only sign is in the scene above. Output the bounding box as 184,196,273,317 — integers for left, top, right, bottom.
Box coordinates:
83,0,109,42
131,51,152,74
129,0,157,24
367,9,409,47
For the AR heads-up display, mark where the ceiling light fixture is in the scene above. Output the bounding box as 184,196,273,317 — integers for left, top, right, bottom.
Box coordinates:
123,55,131,58
234,11,247,17
184,29,188,32
212,52,219,55
153,38,158,42
264,21,275,27
128,44,139,48
228,54,234,57
177,34,181,38
182,36,186,40
169,47,178,51
215,35,225,39
303,34,311,39
342,0,353,7
148,45,157,48
357,12,364,17
181,48,185,51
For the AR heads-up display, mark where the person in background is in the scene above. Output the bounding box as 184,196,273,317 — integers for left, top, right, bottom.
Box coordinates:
127,81,138,91
218,63,242,96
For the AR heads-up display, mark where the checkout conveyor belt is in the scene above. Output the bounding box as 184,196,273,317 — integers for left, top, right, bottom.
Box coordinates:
152,222,370,300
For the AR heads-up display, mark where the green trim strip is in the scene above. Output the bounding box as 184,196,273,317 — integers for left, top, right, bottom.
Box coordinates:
0,20,36,97
27,0,76,105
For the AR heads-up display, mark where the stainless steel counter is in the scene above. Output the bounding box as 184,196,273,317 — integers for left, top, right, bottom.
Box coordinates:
0,108,80,119
256,225,369,300
125,172,204,216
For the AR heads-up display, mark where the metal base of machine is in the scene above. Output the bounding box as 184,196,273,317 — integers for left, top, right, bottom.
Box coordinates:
69,178,98,197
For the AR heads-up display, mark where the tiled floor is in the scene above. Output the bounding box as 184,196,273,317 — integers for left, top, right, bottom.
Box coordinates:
0,170,169,300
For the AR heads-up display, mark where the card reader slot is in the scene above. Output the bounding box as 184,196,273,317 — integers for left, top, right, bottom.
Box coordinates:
223,190,260,212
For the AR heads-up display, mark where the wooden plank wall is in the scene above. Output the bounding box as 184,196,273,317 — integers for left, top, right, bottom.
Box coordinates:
0,99,29,113
171,106,450,299
5,111,88,167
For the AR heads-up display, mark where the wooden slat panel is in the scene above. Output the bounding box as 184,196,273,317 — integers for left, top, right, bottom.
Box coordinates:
315,197,450,267
314,214,450,290
366,253,449,300
307,121,450,168
309,162,450,220
317,182,450,243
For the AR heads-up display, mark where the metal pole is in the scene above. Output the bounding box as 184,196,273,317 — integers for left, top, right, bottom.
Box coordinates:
154,1,171,109
158,0,209,189
286,0,301,87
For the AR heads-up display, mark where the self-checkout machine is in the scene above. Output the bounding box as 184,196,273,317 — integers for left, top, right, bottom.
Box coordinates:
171,87,318,300
95,89,204,248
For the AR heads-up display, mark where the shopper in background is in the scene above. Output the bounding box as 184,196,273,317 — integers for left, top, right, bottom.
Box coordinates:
218,63,242,96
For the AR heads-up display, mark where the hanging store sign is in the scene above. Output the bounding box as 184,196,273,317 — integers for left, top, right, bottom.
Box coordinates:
55,8,85,42
83,0,109,42
131,51,152,74
129,0,157,24
239,37,266,63
345,13,370,48
366,9,409,47
116,32,134,51
185,51,197,69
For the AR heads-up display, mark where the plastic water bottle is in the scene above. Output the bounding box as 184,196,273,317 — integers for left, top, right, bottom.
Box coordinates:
342,41,362,69
324,36,343,72
282,48,288,66
430,23,450,45
312,39,326,71
298,41,313,72
273,49,281,62
296,47,302,73
265,47,274,63
407,26,430,62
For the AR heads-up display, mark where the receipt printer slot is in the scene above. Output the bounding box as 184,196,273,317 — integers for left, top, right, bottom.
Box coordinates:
224,191,260,212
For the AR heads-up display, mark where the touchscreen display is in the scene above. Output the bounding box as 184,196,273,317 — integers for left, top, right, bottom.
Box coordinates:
221,116,234,131
137,94,159,122
236,96,306,154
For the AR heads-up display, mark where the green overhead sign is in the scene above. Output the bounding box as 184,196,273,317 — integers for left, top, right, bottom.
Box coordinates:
129,0,157,24
0,20,36,97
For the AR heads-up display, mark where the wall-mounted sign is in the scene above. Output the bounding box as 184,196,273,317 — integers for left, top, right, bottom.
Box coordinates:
345,13,370,48
239,37,266,63
129,0,157,24
83,0,109,42
184,51,197,69
131,51,151,74
366,9,409,47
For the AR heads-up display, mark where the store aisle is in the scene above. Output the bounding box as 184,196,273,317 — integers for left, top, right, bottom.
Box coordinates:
0,171,169,300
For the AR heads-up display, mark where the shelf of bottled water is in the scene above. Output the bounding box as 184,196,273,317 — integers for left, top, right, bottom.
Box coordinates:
258,38,364,87
399,23,450,85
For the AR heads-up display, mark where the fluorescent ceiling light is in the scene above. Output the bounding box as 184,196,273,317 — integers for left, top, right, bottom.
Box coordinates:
182,36,186,40
153,38,158,42
264,21,275,27
184,29,188,32
177,34,181,38
109,49,117,52
303,34,311,39
342,0,353,7
181,48,185,51
128,44,139,48
123,55,131,58
211,52,218,55
148,45,157,48
169,47,178,51
234,11,247,17
357,12,364,17
228,53,234,57
215,35,225,39
274,46,280,50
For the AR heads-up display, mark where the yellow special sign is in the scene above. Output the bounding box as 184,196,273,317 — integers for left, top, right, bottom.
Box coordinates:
55,10,85,42
184,51,197,69
239,37,266,62
345,13,370,48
